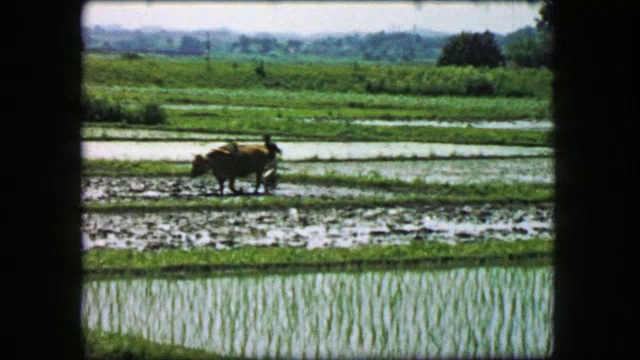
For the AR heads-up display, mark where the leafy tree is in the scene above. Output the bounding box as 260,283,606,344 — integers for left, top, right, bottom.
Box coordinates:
236,35,250,53
255,61,266,78
178,35,204,55
534,0,554,68
258,37,278,54
437,31,505,68
505,38,537,67
499,26,537,47
503,1,553,68
535,0,555,33
286,39,303,53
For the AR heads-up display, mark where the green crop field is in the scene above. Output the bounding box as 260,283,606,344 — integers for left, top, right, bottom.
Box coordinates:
82,51,555,360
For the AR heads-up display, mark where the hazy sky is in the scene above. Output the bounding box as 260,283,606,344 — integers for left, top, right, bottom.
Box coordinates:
82,1,543,36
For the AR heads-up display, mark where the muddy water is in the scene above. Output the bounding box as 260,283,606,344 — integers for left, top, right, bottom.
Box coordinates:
284,157,553,184
83,265,553,358
81,202,553,251
82,141,553,161
82,176,397,203
83,155,553,204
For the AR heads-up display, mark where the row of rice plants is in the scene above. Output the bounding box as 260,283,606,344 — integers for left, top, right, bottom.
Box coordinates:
83,265,552,358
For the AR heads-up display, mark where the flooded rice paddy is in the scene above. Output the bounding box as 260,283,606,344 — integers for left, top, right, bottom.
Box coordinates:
306,118,554,131
83,176,397,203
82,157,552,204
81,202,553,251
81,135,555,358
284,157,553,184
82,149,554,251
82,141,553,161
83,265,553,358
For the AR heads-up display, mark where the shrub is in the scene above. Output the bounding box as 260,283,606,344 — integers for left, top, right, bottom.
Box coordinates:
124,102,167,125
255,61,267,78
121,52,142,60
82,90,166,125
465,76,495,96
81,90,123,122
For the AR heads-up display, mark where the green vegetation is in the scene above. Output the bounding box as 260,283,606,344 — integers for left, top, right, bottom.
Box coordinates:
80,15,555,359
84,238,552,278
82,88,167,125
503,1,553,68
82,80,552,145
84,20,550,67
165,111,550,145
88,85,549,118
81,103,551,145
85,330,232,360
82,157,550,177
84,54,552,99
83,159,191,177
505,35,551,69
438,31,505,69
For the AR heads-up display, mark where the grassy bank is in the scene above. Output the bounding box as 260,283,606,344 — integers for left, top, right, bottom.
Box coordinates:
82,121,551,146
84,196,553,216
84,238,552,278
85,330,233,360
87,85,550,120
82,183,552,214
164,112,551,145
82,158,552,177
83,159,192,177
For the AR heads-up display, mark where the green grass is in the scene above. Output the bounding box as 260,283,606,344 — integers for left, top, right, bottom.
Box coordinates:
83,192,552,214
83,81,552,145
83,159,192,177
164,111,550,145
83,54,552,99
82,54,551,145
82,180,552,214
82,157,551,176
85,330,236,360
87,85,550,120
83,238,553,278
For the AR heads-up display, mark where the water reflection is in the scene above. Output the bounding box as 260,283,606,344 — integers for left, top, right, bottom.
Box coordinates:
284,157,554,184
305,118,554,131
81,141,553,161
83,266,553,358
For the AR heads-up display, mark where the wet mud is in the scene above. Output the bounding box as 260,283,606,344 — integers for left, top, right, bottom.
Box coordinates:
82,176,397,203
82,199,554,251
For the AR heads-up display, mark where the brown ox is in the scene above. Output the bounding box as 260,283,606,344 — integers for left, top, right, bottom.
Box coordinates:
191,135,282,195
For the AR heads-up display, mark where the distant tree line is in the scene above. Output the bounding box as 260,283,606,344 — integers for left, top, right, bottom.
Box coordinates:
83,3,552,68
85,30,451,63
